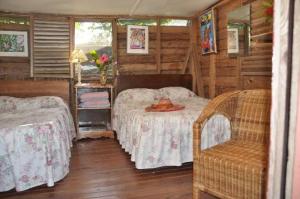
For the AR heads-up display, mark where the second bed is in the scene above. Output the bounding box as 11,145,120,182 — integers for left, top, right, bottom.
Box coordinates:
112,75,231,169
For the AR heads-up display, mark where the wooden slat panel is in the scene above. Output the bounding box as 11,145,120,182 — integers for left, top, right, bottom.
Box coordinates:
33,36,70,40
34,20,69,25
119,64,157,72
34,27,70,32
197,0,273,97
242,75,271,89
32,17,71,78
117,23,191,74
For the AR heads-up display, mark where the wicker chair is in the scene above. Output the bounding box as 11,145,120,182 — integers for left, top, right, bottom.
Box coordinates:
193,90,271,199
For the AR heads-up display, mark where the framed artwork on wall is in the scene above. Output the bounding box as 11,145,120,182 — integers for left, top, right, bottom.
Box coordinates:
199,9,217,54
0,30,28,57
127,25,148,54
227,28,239,54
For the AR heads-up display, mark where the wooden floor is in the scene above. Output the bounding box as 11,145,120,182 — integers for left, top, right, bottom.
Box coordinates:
0,139,216,199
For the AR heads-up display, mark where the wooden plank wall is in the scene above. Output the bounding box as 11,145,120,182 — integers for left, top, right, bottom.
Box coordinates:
0,20,31,79
0,14,192,79
1,0,273,97
196,0,273,98
161,26,190,73
117,26,157,74
117,25,191,74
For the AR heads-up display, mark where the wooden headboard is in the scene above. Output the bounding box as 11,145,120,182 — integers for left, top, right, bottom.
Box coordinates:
116,74,192,95
0,80,70,105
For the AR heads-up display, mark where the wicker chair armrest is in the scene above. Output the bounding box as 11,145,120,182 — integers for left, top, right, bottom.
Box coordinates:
193,91,240,160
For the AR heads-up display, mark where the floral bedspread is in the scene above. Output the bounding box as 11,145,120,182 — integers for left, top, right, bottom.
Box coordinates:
112,88,231,169
0,96,76,192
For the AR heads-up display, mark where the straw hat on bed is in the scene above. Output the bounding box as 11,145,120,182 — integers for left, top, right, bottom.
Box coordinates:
145,98,185,112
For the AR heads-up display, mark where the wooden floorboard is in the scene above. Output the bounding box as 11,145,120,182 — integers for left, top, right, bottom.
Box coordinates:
0,139,217,199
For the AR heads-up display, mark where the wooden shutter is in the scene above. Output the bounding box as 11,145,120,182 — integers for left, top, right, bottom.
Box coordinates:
32,16,71,78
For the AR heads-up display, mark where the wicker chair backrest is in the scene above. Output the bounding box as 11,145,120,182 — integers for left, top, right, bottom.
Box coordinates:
231,90,271,144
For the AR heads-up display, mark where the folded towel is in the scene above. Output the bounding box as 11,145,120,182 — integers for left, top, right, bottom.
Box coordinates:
80,100,110,108
80,92,109,101
80,97,109,103
79,103,110,109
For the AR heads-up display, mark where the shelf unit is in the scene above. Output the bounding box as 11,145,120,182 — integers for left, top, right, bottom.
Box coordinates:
75,83,114,139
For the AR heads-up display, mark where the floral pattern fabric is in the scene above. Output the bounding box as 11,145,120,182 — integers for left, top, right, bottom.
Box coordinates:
158,87,196,100
115,88,161,102
112,88,231,169
0,96,75,192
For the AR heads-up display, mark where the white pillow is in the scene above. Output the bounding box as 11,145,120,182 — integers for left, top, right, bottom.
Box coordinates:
0,96,66,112
159,87,196,100
0,96,17,113
116,88,160,103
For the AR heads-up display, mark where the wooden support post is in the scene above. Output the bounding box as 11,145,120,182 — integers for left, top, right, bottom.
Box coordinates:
156,17,161,73
209,54,216,98
112,19,118,78
191,57,197,93
181,46,191,74
192,45,205,97
69,17,74,79
29,15,34,78
237,57,241,89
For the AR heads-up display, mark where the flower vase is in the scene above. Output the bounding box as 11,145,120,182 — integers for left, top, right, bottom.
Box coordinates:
99,71,107,85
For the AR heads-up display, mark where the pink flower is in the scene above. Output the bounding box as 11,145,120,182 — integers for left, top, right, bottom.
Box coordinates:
47,159,52,166
25,135,33,144
147,155,155,162
141,124,150,132
100,54,109,63
133,138,136,146
20,175,29,183
171,140,178,149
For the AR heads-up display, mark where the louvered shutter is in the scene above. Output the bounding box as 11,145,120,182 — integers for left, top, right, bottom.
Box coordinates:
32,17,71,78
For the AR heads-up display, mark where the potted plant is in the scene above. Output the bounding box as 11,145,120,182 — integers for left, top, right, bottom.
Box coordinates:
89,50,112,85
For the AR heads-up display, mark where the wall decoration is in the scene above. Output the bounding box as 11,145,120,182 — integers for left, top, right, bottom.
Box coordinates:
263,0,273,23
127,25,148,54
0,30,28,57
199,9,217,54
227,28,239,54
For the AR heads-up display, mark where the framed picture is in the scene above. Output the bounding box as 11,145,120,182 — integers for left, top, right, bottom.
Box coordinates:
199,9,217,54
127,25,148,54
0,30,28,57
227,28,239,54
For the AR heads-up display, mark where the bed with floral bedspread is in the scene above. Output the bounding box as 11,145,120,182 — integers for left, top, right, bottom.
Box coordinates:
0,96,75,192
112,87,231,169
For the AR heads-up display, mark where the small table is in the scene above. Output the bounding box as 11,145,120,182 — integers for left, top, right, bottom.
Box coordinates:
75,83,114,139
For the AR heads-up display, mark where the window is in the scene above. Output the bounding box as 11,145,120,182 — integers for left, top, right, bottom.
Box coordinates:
160,19,190,26
0,16,29,25
117,18,189,26
117,19,157,26
74,21,113,80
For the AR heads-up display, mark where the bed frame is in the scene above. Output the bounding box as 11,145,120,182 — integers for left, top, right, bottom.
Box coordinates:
115,74,193,95
0,80,70,105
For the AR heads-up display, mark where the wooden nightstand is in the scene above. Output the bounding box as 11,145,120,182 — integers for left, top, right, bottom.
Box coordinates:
75,83,114,139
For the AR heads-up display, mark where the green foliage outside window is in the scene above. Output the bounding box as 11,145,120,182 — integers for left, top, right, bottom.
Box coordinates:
117,18,189,26
117,19,157,26
0,16,29,25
